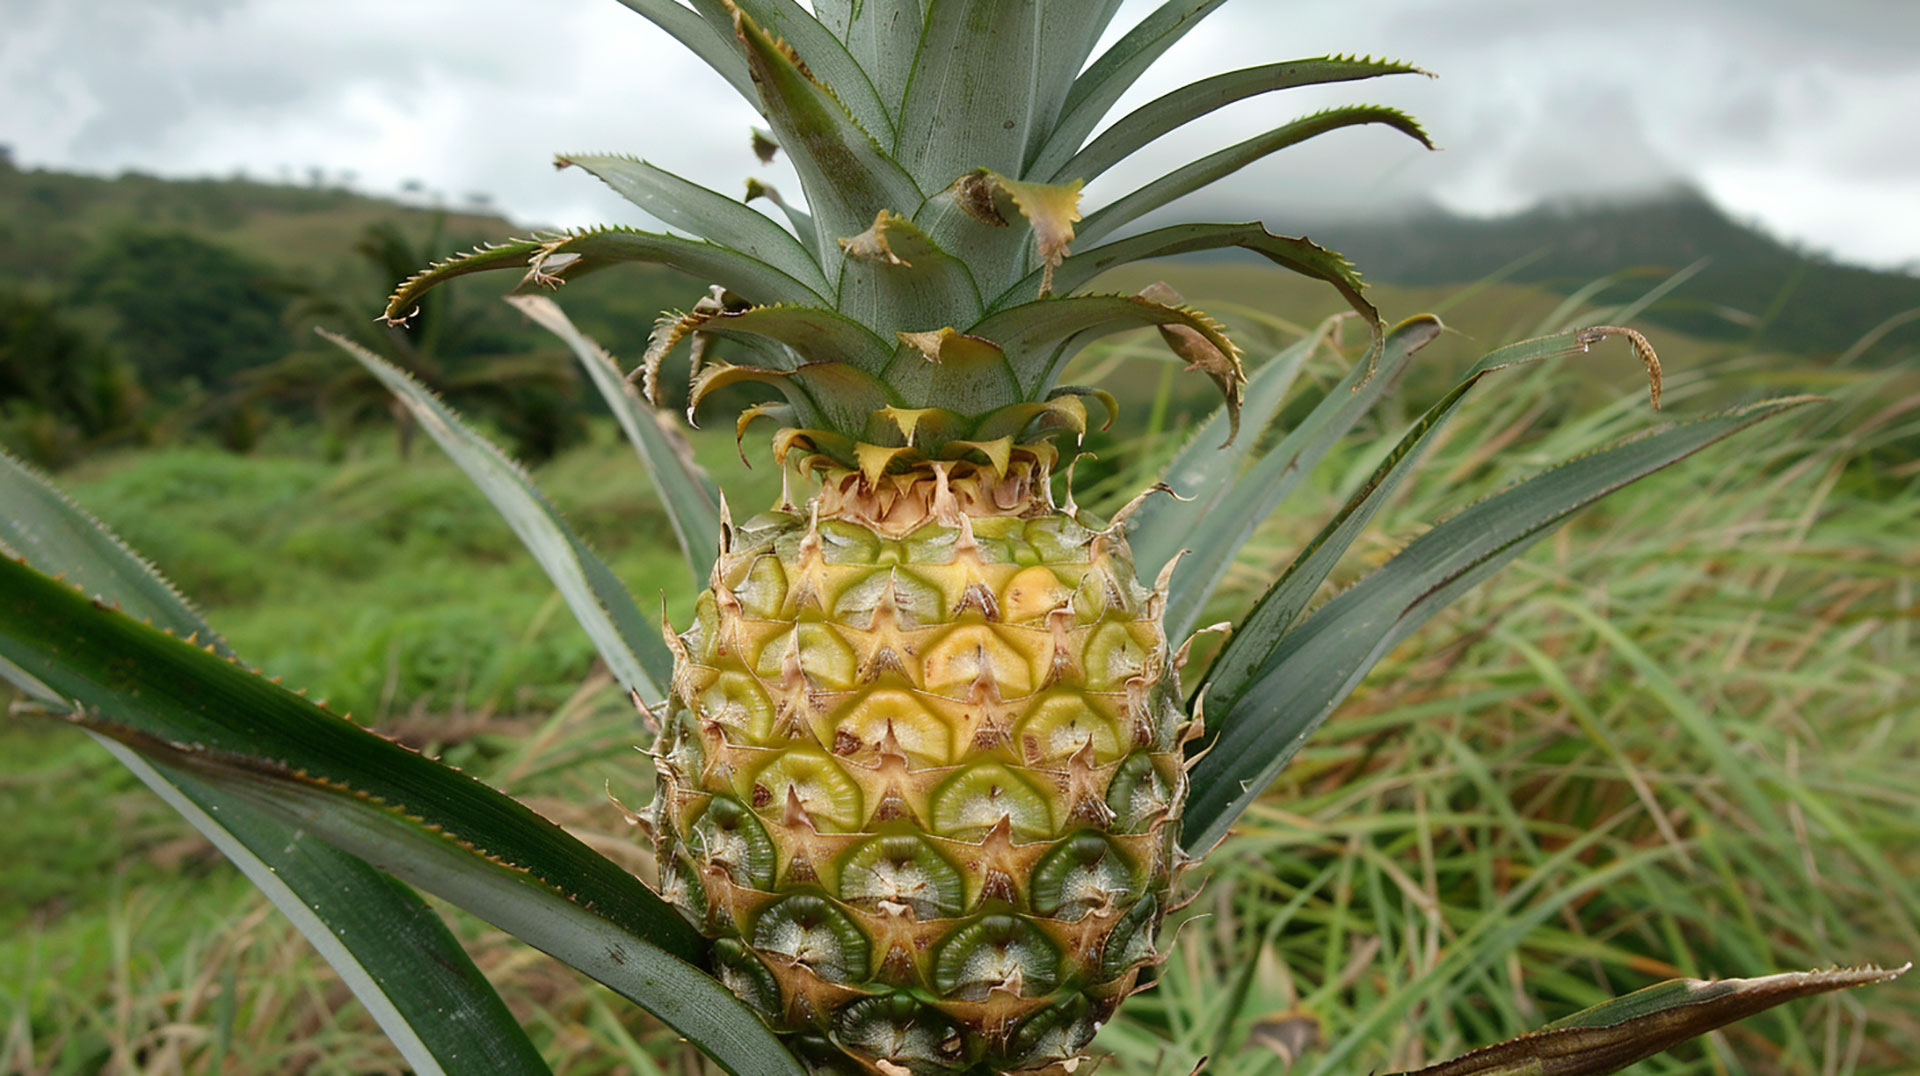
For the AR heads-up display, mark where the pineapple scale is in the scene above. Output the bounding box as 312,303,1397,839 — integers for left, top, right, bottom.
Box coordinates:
649,460,1197,1076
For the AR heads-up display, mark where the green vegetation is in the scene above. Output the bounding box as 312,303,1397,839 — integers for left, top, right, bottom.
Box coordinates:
5,283,1913,1070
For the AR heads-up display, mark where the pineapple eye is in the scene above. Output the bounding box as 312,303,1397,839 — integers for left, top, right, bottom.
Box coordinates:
932,914,1061,999
747,750,865,832
835,995,963,1067
1105,753,1173,833
919,625,1037,698
731,554,789,619
835,687,953,764
838,835,966,919
1097,894,1161,981
712,938,782,1017
659,853,709,927
1032,833,1137,921
752,895,871,983
752,622,858,689
1010,995,1099,1064
699,671,776,742
1000,565,1074,624
1080,620,1156,690
930,764,1052,839
688,796,777,890
1015,693,1123,765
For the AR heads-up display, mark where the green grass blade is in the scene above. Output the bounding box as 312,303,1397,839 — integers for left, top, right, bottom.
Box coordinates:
1181,396,1820,853
1387,966,1906,1076
1077,105,1435,248
0,454,550,1075
1161,315,1443,643
324,331,672,698
1204,325,1671,720
1052,56,1429,183
556,155,829,293
0,559,806,1076
507,296,722,587
1127,316,1334,579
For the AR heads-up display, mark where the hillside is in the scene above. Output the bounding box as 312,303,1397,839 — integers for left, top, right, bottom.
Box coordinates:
1302,186,1920,360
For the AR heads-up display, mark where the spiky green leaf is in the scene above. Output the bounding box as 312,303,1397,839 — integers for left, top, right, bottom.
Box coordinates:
1045,56,1427,183
1181,395,1820,853
1160,315,1443,643
557,154,829,293
0,558,806,1076
968,291,1241,399
1076,106,1436,247
382,227,829,325
0,455,548,1076
1040,0,1230,173
323,331,673,698
508,296,723,586
612,0,759,102
895,0,1049,184
731,0,895,141
1389,966,1907,1076
1202,325,1670,719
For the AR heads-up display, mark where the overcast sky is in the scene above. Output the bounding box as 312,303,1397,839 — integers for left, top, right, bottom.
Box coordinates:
4,0,1916,270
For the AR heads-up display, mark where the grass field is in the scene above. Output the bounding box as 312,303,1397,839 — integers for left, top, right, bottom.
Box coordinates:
4,281,1916,1074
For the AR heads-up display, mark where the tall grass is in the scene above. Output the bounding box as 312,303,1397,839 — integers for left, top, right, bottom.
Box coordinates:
4,297,1913,1073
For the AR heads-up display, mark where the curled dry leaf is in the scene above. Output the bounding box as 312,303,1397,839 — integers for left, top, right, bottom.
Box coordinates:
952,169,1085,296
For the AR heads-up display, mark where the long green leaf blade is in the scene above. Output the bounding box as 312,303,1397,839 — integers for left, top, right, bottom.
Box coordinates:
1203,326,1668,719
1127,316,1336,579
557,155,829,293
1180,396,1819,853
612,0,758,103
0,454,549,1075
733,0,895,141
1050,56,1428,183
0,560,806,1076
1161,315,1443,643
1076,106,1435,247
382,227,829,325
1039,0,1230,176
1388,966,1906,1076
507,296,722,586
895,0,1044,184
323,331,673,698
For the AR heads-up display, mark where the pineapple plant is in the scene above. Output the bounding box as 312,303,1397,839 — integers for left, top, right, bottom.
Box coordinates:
0,2,1902,1075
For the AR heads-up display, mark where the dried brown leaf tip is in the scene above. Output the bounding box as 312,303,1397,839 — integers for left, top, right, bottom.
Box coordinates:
750,127,780,165
952,169,1084,296
840,210,911,266
1578,324,1663,410
896,327,1005,367
1138,282,1247,446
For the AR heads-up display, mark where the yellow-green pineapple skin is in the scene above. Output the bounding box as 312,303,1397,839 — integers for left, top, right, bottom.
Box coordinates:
650,463,1194,1075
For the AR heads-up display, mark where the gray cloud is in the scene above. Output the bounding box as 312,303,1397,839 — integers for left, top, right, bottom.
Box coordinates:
1,0,1914,268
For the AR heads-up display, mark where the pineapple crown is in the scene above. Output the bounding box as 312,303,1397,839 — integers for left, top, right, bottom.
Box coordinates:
383,0,1434,473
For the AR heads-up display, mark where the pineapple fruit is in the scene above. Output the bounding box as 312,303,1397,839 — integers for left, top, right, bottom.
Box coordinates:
383,2,1433,1071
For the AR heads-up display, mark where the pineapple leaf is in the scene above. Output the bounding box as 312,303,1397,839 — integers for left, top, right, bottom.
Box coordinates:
744,178,819,250
691,359,898,437
382,227,829,325
1181,395,1823,853
968,291,1242,402
557,154,829,293
1203,325,1669,717
0,449,225,655
1076,105,1437,247
611,0,759,102
1047,55,1432,184
1159,315,1442,643
1126,314,1340,580
1041,0,1231,175
728,0,896,141
507,296,723,587
686,302,898,375
894,0,1052,184
835,209,985,331
883,327,1024,419
1387,966,1906,1076
823,0,924,111
733,6,923,285
0,458,549,1076
1007,223,1379,358
322,331,673,698
953,169,1084,296
0,559,807,1076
